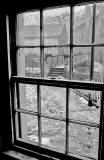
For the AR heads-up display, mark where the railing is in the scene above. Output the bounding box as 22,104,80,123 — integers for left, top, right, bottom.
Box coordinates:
45,54,69,68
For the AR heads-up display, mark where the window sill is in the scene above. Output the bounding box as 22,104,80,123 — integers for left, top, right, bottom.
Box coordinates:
2,150,39,160
1,145,59,160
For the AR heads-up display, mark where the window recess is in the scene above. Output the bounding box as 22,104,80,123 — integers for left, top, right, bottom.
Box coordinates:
9,3,104,160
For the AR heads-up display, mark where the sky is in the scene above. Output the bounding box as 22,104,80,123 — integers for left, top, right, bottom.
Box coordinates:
23,6,85,26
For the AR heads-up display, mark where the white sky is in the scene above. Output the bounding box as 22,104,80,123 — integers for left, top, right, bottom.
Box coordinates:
75,5,85,12
43,7,70,17
23,6,85,26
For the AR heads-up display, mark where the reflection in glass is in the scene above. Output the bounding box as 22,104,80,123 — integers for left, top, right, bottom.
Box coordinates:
18,84,37,112
73,4,93,44
41,86,66,118
69,123,99,159
43,7,70,46
41,117,66,152
16,11,40,46
44,47,70,79
94,47,104,82
17,48,40,78
95,3,104,43
72,47,91,81
18,113,38,143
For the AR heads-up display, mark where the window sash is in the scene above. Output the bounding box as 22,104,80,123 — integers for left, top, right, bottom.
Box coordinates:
9,3,104,160
11,75,104,159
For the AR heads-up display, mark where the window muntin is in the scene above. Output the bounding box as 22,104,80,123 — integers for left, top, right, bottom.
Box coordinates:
10,2,104,160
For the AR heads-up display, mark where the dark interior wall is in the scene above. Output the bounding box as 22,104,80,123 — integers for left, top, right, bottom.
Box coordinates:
0,0,92,14
0,14,12,151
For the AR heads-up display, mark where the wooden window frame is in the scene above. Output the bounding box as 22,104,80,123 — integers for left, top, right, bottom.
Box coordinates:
8,2,104,160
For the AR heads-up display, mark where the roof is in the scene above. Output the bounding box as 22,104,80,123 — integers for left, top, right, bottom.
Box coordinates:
19,23,65,38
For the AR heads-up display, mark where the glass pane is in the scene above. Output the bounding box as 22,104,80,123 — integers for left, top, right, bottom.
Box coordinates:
69,123,99,159
72,47,91,81
95,3,104,43
93,47,104,82
43,7,70,46
41,117,66,152
69,89,101,124
44,47,70,79
73,4,93,44
17,48,40,77
16,11,40,46
17,84,37,112
41,86,66,118
17,113,38,143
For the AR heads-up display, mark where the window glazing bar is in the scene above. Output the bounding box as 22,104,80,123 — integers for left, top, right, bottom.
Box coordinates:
98,91,104,160
40,10,44,78
15,108,38,116
16,43,104,48
68,118,99,128
90,4,96,81
15,108,99,128
12,76,104,91
15,83,22,138
37,84,42,146
11,81,17,142
69,6,74,80
65,88,69,154
40,113,66,121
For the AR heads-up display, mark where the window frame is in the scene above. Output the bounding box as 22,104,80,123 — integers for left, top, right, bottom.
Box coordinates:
8,2,104,160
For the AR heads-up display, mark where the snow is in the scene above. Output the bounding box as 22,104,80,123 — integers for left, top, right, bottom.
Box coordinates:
28,135,50,145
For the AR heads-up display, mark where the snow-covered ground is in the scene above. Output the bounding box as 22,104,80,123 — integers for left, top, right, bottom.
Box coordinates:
23,85,100,159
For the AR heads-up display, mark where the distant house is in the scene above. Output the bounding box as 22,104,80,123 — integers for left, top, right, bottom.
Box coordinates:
18,16,67,53
17,15,68,76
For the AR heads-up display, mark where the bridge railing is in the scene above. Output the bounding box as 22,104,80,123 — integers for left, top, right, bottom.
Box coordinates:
45,54,69,68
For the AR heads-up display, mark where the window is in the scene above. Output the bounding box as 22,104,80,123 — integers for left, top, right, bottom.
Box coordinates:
8,2,104,160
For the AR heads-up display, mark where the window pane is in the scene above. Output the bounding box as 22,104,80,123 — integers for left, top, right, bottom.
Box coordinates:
16,11,40,46
72,47,91,81
69,89,101,124
73,4,93,44
17,48,40,77
41,117,66,152
41,86,66,119
69,123,99,159
17,113,38,143
43,7,70,46
93,47,104,82
44,47,70,79
95,3,104,43
17,84,37,112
